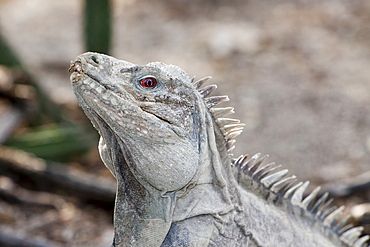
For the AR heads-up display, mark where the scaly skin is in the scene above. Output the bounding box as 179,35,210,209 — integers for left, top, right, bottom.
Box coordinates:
70,52,369,247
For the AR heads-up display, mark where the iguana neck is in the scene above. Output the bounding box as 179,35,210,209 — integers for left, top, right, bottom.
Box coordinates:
108,102,241,246
172,106,237,220
162,108,247,245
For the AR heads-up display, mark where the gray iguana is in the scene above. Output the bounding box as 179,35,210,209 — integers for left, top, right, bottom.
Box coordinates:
70,52,369,247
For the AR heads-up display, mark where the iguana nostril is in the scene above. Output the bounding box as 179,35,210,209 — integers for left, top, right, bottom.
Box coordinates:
91,55,99,64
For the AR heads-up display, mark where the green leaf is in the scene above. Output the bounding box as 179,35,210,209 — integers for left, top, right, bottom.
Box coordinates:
5,124,98,161
84,0,112,54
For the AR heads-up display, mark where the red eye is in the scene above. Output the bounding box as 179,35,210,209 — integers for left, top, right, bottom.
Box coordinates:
141,77,158,88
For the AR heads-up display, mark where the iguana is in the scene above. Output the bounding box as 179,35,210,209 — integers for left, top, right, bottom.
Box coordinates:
69,52,369,247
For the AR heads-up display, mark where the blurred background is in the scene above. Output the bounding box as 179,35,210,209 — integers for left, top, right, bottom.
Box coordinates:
0,0,369,246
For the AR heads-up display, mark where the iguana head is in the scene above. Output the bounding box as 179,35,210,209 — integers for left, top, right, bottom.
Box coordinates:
71,53,207,191
70,52,241,245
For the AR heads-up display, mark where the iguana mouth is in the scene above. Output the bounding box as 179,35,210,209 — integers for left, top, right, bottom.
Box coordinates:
69,61,84,84
68,61,81,73
69,60,101,86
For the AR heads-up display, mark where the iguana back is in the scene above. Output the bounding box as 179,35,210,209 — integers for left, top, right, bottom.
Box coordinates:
70,52,369,247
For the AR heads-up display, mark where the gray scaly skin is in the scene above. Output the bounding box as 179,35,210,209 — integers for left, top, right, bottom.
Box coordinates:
70,52,369,247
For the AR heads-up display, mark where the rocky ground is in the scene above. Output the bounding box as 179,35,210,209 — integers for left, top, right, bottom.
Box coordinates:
0,0,369,245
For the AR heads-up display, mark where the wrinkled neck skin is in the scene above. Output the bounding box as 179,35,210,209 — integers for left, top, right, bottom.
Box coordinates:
109,106,239,247
71,52,243,247
161,110,247,247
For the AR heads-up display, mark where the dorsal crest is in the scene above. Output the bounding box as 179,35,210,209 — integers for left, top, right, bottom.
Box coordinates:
234,153,370,246
192,76,244,153
192,76,369,246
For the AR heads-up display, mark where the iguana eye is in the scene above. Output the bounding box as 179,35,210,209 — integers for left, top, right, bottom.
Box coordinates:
140,77,158,88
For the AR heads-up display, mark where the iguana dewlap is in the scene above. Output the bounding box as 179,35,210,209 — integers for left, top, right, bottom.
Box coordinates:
70,52,369,247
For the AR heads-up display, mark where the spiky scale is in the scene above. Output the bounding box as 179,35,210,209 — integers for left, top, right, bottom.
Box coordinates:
340,226,365,246
239,153,260,174
270,175,297,193
301,186,321,210
226,139,236,150
216,117,240,126
258,164,282,180
310,192,329,215
205,95,229,108
198,84,217,97
321,206,338,221
236,154,249,170
283,181,303,199
210,107,235,118
247,154,267,174
323,205,345,227
252,162,277,180
260,169,288,188
234,154,244,164
193,76,212,89
225,130,243,140
354,235,370,247
221,123,245,133
227,145,236,152
225,126,245,135
334,215,351,232
290,181,309,205
316,198,334,220
338,224,354,235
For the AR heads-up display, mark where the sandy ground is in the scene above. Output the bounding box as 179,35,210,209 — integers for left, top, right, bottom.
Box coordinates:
0,0,369,245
